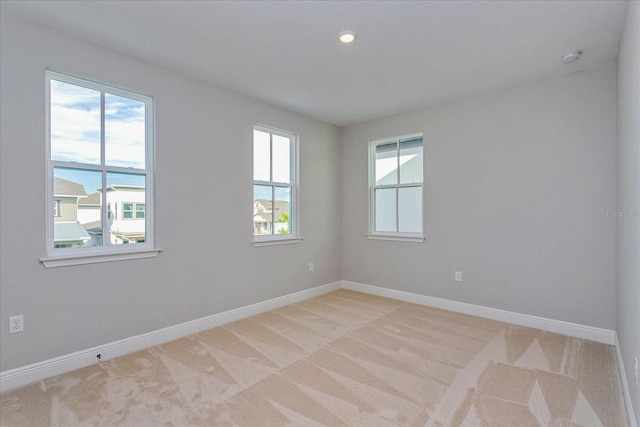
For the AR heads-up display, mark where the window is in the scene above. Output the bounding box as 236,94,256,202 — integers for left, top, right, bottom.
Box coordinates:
123,203,134,219
136,203,145,219
42,71,158,267
368,133,424,242
252,125,300,245
122,202,145,220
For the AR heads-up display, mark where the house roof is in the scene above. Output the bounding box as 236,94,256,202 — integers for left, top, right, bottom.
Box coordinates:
82,221,102,233
54,177,87,198
105,185,145,192
54,222,91,243
79,192,101,206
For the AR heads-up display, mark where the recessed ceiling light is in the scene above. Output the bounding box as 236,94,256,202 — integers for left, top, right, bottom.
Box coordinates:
338,31,357,44
561,50,582,64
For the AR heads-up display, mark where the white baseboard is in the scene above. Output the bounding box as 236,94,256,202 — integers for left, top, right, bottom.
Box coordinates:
0,281,342,393
341,281,616,345
615,334,639,427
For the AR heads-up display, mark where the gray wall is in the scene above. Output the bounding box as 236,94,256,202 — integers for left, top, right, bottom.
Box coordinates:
341,64,617,330
617,1,640,423
0,13,342,372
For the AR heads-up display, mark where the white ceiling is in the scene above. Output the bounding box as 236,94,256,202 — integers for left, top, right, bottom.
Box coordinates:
2,0,628,126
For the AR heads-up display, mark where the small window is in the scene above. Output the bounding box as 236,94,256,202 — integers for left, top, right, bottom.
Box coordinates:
123,203,134,219
368,133,424,242
136,204,145,219
253,125,300,245
120,202,144,220
43,71,158,267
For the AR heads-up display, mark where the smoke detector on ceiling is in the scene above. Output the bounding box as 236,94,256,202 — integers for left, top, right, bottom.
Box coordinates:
561,50,582,64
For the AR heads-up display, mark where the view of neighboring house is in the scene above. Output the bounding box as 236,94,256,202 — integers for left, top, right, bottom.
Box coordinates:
103,185,146,245
53,177,91,248
77,191,102,246
253,199,290,235
57,180,146,247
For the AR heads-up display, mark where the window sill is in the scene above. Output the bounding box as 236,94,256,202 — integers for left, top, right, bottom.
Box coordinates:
366,234,426,243
40,248,162,268
253,237,303,247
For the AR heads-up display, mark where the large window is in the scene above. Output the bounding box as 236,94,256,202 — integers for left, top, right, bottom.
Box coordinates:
253,125,300,245
369,133,424,241
43,71,157,266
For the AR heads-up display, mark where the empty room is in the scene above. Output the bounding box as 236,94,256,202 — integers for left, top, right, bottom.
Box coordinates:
0,1,638,426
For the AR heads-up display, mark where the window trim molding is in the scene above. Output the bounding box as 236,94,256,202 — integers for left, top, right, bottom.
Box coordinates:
368,132,425,241
41,248,161,268
253,237,304,247
43,70,158,267
252,124,301,245
365,233,426,243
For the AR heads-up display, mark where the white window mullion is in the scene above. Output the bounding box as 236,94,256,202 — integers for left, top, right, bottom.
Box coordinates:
290,183,295,234
395,139,400,233
271,185,275,235
100,91,107,247
269,132,274,235
144,96,153,247
100,91,106,165
45,75,53,252
270,132,274,183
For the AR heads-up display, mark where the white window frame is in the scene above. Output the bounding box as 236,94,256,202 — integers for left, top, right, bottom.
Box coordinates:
252,124,302,247
41,70,160,267
367,132,425,243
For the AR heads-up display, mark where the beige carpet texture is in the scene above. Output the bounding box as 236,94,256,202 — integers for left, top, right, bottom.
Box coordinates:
0,290,629,426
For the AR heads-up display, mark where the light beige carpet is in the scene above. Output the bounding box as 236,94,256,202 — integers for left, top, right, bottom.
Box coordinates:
0,290,629,426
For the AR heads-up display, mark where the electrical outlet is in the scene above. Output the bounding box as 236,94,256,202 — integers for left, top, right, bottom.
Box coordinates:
309,262,314,272
9,315,24,334
455,271,462,282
